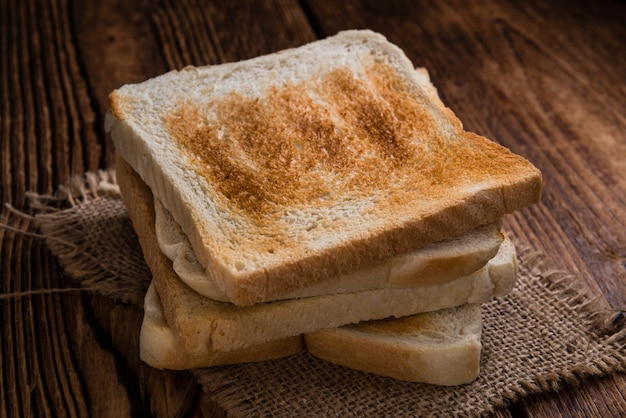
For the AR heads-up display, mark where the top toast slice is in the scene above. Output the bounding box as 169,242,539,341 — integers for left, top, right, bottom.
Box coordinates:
107,30,541,306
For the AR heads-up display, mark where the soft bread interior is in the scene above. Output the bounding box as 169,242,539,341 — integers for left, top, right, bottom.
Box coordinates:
117,152,517,356
155,195,504,302
305,304,482,385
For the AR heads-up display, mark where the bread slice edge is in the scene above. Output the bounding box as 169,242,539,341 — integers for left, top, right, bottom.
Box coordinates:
140,282,303,370
305,304,482,385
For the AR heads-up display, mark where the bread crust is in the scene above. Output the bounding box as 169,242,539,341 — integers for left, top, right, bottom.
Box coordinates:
305,304,482,385
154,193,505,302
140,283,303,370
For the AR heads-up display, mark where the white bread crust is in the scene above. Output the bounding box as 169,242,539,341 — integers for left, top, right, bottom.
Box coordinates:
154,194,504,302
139,283,303,370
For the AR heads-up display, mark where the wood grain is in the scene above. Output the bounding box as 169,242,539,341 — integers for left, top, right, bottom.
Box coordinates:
71,0,168,166
302,0,626,310
302,1,626,416
1,0,185,415
1,0,624,417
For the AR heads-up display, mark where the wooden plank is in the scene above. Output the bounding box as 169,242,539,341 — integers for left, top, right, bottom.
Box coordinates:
70,0,168,166
0,0,202,412
0,220,88,417
1,0,315,416
1,0,27,205
2,0,624,417
149,0,317,68
520,374,626,418
301,0,626,309
301,0,626,416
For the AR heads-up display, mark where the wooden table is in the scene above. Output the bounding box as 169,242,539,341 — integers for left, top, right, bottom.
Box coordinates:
2,0,625,416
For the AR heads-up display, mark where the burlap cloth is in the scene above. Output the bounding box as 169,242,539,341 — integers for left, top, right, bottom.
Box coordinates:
19,171,626,417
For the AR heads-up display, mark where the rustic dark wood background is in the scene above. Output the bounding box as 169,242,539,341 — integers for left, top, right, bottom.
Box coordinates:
1,0,625,416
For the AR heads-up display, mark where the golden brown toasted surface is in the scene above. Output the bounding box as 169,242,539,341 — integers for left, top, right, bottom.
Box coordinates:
164,62,535,222
108,90,131,122
164,63,411,216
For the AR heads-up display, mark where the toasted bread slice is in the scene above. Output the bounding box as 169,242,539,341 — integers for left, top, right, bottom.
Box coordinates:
140,282,303,370
155,193,504,302
305,304,482,386
117,156,517,355
107,29,541,306
141,279,480,383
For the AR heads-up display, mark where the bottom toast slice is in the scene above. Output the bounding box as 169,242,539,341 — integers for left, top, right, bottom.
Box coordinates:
305,304,482,385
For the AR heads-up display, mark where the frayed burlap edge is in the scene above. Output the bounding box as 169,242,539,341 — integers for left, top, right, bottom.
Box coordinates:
2,170,150,305
518,247,625,344
27,171,119,282
480,247,626,415
25,170,121,211
487,247,626,412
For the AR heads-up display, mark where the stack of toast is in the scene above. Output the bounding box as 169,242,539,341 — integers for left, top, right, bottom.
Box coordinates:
107,30,541,386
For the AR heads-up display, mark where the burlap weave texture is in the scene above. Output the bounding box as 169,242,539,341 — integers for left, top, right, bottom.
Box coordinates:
24,171,626,417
